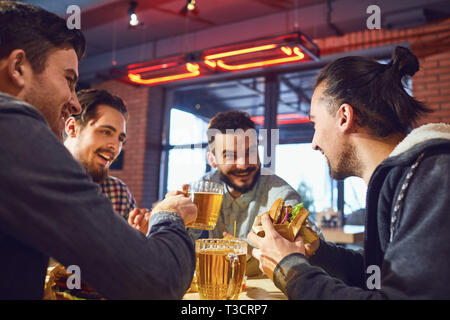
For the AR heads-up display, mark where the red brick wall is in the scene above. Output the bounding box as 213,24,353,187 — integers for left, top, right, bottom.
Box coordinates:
92,80,150,207
314,18,450,125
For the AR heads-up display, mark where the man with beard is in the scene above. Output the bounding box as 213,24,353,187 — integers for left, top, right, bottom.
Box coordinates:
64,89,140,221
248,47,450,299
0,1,196,299
193,111,321,275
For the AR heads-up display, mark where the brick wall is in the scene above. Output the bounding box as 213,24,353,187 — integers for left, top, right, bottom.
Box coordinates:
314,17,450,124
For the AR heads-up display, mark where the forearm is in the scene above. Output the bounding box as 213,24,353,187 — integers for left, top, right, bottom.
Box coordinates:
273,253,383,300
309,239,365,287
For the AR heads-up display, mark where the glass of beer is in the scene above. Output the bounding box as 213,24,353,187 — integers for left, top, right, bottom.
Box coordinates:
195,238,247,300
188,180,223,230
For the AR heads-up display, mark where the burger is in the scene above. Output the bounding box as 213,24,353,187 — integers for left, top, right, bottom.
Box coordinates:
43,264,103,300
252,198,319,243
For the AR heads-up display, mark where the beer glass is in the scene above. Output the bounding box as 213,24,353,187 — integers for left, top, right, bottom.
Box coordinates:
195,238,247,300
188,180,224,230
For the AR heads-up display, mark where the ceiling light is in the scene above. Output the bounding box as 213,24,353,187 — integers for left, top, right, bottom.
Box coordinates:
186,0,196,11
181,0,198,15
122,32,319,86
128,1,140,27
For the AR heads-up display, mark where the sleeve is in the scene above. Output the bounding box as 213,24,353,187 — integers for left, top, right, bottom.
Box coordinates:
308,239,365,286
380,149,450,299
273,252,380,300
0,111,195,299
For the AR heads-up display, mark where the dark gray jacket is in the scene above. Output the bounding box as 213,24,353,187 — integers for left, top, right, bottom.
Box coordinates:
273,123,450,299
0,93,195,299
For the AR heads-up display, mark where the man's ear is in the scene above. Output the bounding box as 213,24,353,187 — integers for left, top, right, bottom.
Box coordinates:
7,49,29,89
65,117,78,138
336,103,356,133
207,151,217,168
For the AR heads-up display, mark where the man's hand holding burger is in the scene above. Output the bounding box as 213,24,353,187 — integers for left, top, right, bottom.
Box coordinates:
248,213,306,280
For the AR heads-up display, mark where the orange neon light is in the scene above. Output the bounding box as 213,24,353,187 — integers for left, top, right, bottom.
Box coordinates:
128,62,178,74
128,63,200,85
251,113,311,126
210,46,305,71
203,44,277,60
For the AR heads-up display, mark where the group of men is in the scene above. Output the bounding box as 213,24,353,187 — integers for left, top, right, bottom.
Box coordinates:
1,1,450,300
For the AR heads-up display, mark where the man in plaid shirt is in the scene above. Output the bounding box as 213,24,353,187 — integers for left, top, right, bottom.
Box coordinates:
100,176,136,220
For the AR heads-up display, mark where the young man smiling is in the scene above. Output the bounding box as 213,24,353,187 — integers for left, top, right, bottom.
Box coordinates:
64,89,140,220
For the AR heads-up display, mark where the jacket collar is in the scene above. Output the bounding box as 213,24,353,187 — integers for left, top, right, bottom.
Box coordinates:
390,123,450,157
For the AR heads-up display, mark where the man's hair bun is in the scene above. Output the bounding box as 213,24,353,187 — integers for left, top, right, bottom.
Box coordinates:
390,46,420,77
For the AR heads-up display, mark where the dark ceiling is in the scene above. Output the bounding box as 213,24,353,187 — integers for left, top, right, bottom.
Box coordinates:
20,0,450,80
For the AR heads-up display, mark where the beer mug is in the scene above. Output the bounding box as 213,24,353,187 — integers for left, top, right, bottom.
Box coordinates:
195,238,247,300
188,180,224,230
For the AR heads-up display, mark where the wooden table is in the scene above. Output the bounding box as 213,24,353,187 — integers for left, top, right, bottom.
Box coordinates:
183,276,286,300
321,225,364,244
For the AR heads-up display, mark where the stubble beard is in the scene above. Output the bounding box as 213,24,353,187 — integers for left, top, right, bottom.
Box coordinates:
80,159,109,184
218,166,261,194
328,141,361,180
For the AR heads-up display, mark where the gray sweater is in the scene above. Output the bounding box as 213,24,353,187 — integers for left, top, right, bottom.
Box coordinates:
0,93,195,299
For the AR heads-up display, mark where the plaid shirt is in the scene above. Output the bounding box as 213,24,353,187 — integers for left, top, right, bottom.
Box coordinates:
100,176,137,220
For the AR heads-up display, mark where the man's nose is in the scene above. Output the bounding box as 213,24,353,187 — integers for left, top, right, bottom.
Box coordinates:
107,139,122,155
68,93,82,115
311,134,319,151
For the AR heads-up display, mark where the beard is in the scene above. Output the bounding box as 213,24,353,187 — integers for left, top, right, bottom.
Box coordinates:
24,90,61,139
327,141,361,180
80,158,109,184
218,165,261,194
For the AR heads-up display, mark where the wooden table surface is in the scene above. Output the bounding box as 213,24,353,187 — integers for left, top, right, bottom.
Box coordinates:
183,276,286,300
321,225,365,244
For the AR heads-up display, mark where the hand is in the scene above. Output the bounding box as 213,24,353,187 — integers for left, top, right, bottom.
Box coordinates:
165,184,190,198
303,236,320,259
222,231,234,239
247,213,305,280
152,194,197,226
128,208,151,234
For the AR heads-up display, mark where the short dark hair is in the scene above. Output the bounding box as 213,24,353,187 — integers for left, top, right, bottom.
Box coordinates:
315,46,432,137
0,1,86,73
207,110,256,147
73,89,128,128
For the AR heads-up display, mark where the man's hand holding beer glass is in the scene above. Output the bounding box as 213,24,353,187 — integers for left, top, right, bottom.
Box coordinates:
152,194,198,226
128,193,197,234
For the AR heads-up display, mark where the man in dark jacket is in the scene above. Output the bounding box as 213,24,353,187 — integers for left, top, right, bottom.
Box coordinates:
248,46,450,299
0,2,196,299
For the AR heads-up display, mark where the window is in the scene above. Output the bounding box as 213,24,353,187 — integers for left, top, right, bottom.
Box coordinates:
275,143,335,214
166,109,208,191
